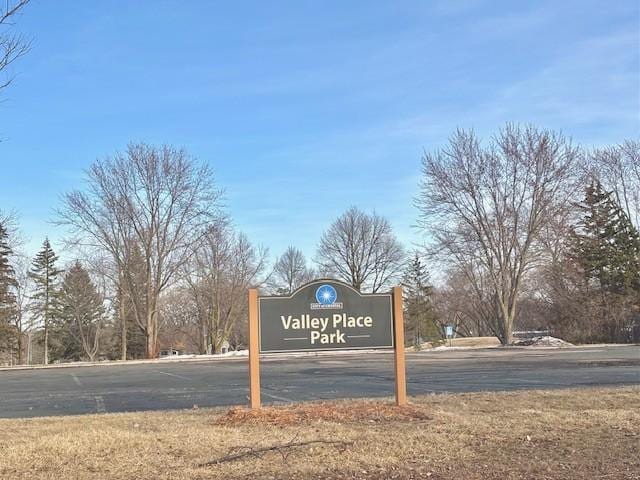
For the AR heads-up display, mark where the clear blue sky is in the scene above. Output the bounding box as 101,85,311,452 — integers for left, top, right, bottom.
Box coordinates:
1,0,638,261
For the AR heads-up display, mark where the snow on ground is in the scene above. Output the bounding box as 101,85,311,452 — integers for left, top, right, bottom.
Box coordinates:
421,335,574,351
221,349,249,357
158,350,248,360
512,336,574,348
430,345,478,351
157,349,389,360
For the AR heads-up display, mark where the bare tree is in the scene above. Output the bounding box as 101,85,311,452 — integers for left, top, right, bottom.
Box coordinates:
0,209,22,250
12,254,31,363
184,222,267,353
591,140,640,229
271,246,315,294
315,207,405,293
417,125,580,344
220,233,268,347
432,265,501,338
158,285,199,353
1,0,30,92
57,143,223,358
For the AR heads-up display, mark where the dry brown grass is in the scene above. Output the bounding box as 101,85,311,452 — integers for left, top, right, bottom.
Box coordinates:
448,336,501,348
417,336,502,350
0,387,638,480
215,400,431,426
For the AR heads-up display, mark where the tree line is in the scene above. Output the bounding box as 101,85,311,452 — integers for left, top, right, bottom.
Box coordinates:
0,143,408,364
0,126,638,365
420,127,639,345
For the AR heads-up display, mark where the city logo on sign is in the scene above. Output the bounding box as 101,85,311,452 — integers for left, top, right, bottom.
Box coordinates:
310,284,343,310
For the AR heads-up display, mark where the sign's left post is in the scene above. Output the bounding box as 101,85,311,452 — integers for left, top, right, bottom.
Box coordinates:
248,288,261,409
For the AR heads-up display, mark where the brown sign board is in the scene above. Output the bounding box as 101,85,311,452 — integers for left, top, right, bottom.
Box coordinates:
258,280,394,353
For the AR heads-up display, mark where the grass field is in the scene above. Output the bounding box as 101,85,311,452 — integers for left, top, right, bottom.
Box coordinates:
0,387,638,479
445,336,502,348
413,336,502,350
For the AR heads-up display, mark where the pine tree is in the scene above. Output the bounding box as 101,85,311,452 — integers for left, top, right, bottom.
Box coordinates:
402,252,439,347
29,238,63,365
53,261,103,362
115,242,149,359
112,292,147,360
611,209,640,296
572,180,640,295
570,180,640,341
0,222,19,359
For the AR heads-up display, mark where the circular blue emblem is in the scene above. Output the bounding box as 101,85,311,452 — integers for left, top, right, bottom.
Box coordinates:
316,284,337,305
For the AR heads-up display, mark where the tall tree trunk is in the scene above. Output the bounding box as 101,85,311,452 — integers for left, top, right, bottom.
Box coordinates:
145,309,158,358
503,314,513,345
44,266,50,365
121,318,127,360
26,332,32,365
145,324,154,358
201,317,209,354
144,277,157,359
16,330,22,365
119,287,127,360
43,316,49,365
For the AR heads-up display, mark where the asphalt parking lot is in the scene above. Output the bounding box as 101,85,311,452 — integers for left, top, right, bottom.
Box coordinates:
0,345,638,418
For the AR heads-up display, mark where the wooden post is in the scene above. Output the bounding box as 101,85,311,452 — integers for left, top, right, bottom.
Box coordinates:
393,286,407,406
248,288,261,409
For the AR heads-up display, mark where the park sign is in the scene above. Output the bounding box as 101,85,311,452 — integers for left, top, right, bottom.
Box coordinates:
247,279,407,409
258,280,394,353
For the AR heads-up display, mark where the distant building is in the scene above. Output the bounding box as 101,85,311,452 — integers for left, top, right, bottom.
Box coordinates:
159,348,183,358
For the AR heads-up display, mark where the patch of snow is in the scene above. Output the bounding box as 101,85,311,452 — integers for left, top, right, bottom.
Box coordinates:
157,350,248,360
431,346,476,351
512,336,573,348
218,349,248,357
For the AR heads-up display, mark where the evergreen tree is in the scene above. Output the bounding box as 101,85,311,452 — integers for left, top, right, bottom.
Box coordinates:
115,242,149,359
111,293,147,359
52,261,104,362
611,210,640,296
29,238,63,365
402,252,439,347
572,180,640,295
570,180,640,341
0,222,18,359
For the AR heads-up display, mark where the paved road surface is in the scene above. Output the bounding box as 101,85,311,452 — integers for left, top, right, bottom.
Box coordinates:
0,346,638,418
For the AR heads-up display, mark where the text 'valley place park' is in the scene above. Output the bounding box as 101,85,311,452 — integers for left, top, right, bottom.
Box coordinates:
280,313,375,345
258,281,394,352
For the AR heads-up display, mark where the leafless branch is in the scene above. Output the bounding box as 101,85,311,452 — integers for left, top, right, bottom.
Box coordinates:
199,438,353,467
56,143,223,358
0,0,30,91
417,124,580,343
315,207,405,292
270,246,315,294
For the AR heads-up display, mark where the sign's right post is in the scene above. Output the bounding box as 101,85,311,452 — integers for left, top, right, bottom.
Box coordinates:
392,286,407,406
